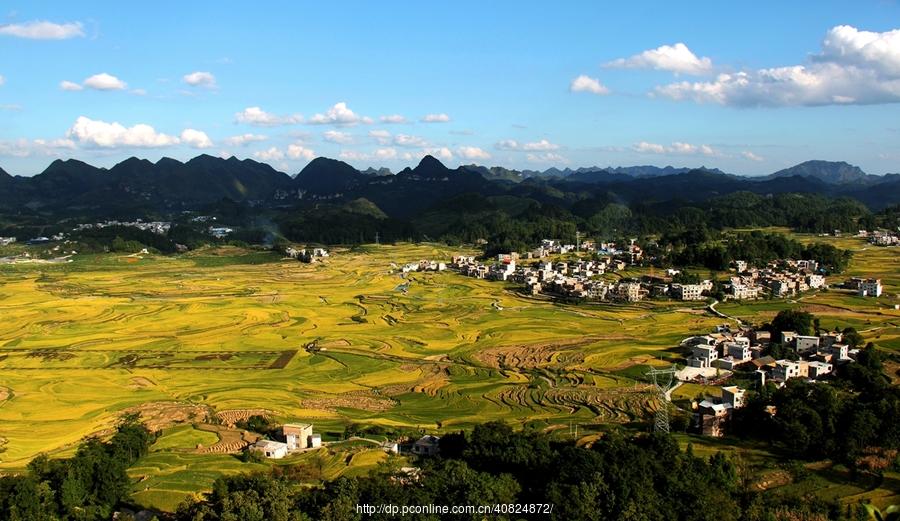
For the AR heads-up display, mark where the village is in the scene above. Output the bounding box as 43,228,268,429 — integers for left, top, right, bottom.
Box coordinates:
395,237,883,304
680,322,865,437
859,228,900,247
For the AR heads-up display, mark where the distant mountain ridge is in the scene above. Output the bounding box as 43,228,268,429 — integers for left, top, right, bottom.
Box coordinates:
760,160,883,185
0,156,897,217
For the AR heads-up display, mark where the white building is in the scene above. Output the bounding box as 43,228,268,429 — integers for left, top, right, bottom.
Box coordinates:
725,342,752,363
730,283,761,300
688,345,718,369
722,386,746,409
806,274,826,289
283,423,314,450
824,343,849,361
671,283,705,301
773,360,802,382
795,335,821,354
412,435,441,456
858,278,883,297
807,361,833,379
253,440,289,459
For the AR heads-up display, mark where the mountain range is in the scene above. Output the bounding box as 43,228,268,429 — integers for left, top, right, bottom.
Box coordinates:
0,156,898,218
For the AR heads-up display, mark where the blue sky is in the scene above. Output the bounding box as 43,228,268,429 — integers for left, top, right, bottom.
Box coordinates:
1,1,899,176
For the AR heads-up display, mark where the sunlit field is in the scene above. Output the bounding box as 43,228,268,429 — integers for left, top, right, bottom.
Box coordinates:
1,237,897,509
0,244,724,468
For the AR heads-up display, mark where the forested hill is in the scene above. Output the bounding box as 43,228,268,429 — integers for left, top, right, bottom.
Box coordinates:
1,155,898,215
1,156,898,249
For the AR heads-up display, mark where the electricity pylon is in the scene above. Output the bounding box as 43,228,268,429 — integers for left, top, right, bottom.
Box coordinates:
646,366,677,434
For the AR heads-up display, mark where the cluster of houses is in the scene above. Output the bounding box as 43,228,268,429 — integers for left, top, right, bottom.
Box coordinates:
450,254,651,301
859,229,900,247
687,325,863,437
843,277,884,297
251,423,322,459
285,246,329,263
74,220,172,235
0,237,16,246
440,242,849,304
400,260,447,273
529,238,644,264
684,324,855,383
725,259,827,300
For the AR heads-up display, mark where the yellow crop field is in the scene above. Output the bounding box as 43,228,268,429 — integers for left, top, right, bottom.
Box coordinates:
1,237,897,510
0,243,723,471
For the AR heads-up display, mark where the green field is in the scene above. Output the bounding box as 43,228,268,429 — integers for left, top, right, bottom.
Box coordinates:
1,237,898,510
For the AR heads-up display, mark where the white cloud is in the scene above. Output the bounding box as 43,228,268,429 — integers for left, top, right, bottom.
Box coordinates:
817,25,900,76
494,139,560,151
254,147,285,161
394,134,429,148
526,152,566,163
423,147,453,160
375,148,397,160
323,130,353,144
309,102,370,125
0,138,75,158
183,71,216,88
380,114,408,124
287,144,315,161
224,133,267,146
656,25,900,106
523,139,560,151
339,147,401,162
83,73,127,91
0,75,4,86
570,75,610,94
421,113,451,123
339,150,369,161
0,20,84,39
633,141,719,156
180,129,213,149
66,116,180,148
457,146,491,160
368,129,392,145
607,43,713,75
742,151,764,161
235,106,302,126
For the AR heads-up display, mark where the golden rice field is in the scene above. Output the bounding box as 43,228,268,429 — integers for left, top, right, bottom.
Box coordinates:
0,236,897,509
0,243,722,470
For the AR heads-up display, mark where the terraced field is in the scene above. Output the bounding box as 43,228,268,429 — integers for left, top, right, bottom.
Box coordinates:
717,232,900,352
0,244,718,469
1,237,897,510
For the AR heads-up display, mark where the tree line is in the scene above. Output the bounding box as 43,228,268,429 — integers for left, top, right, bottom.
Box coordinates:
0,414,154,521
174,422,868,521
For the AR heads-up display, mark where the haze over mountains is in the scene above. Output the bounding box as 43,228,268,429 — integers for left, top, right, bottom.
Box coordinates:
0,155,898,218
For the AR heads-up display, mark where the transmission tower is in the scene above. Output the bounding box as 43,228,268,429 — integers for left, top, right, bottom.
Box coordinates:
375,231,380,245
646,366,677,434
575,230,583,252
